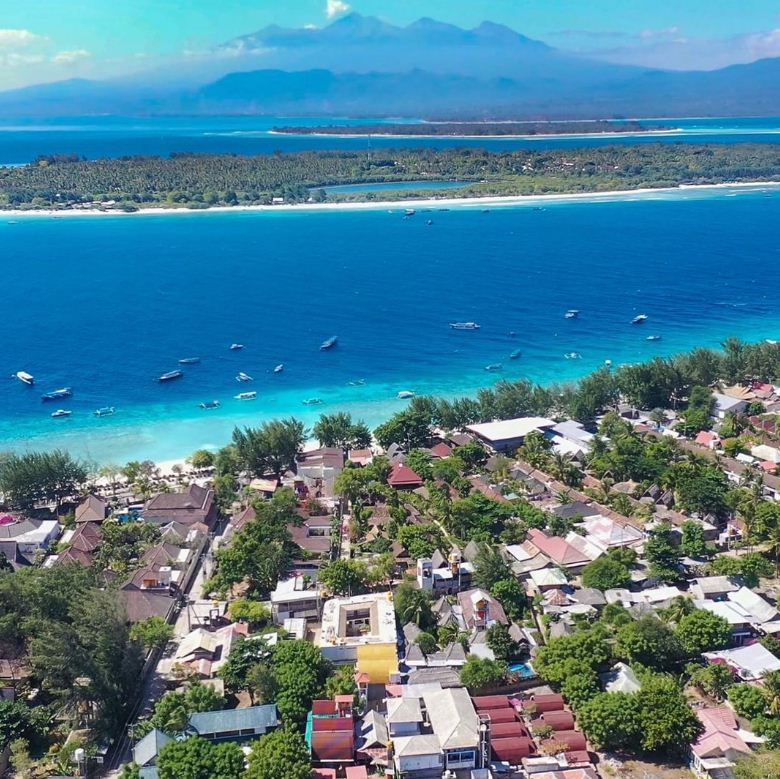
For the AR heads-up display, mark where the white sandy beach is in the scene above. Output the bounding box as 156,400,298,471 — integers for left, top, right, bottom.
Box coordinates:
3,180,780,220
266,128,684,140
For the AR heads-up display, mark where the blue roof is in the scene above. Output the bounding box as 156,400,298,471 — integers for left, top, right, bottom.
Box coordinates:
132,728,171,767
188,705,279,736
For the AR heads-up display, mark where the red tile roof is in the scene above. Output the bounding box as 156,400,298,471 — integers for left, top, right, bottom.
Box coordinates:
492,736,534,762
527,693,565,713
387,463,424,488
526,529,591,567
473,694,512,710
532,711,575,731
430,443,453,459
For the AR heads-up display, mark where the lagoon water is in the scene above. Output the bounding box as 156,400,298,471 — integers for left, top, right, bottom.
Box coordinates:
2,116,780,165
1,184,779,463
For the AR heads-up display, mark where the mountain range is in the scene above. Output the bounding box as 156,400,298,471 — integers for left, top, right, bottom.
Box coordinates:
1,13,779,119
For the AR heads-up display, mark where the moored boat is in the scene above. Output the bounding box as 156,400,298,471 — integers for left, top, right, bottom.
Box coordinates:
51,409,71,418
42,387,72,401
15,371,34,385
200,400,221,410
178,357,201,365
235,391,257,400
397,390,415,399
158,370,183,382
565,309,580,319
302,398,323,406
449,321,480,330
236,372,253,382
94,407,115,417
646,335,661,341
320,336,338,350
484,363,502,372
230,343,244,350
510,350,522,359
564,352,582,359
273,364,284,373
631,314,648,324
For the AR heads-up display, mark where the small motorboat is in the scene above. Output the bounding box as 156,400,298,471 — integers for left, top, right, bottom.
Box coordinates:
158,370,183,382
94,407,115,417
236,372,253,382
646,335,662,341
230,343,244,350
397,391,415,399
235,391,257,401
178,357,201,365
320,336,338,350
565,309,580,319
564,352,582,359
302,398,323,406
426,219,433,225
510,350,522,360
200,400,221,410
605,359,613,366
449,322,480,330
348,379,366,386
484,363,502,372
404,209,416,217
42,387,72,401
15,371,34,385
273,364,284,373
631,314,648,324
51,409,71,418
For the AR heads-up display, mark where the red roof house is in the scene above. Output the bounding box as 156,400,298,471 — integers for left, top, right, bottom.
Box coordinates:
526,529,591,570
492,737,534,762
430,442,453,459
387,463,424,489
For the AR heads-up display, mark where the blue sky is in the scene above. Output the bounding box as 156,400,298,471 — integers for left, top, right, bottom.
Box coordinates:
2,0,780,88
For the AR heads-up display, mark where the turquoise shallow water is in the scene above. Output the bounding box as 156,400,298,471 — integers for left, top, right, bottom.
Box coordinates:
1,183,779,464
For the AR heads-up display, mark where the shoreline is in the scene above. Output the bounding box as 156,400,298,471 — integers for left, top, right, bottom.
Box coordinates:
266,128,684,140
3,180,780,219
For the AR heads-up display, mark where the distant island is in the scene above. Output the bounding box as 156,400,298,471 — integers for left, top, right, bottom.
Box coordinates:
1,143,779,212
271,120,668,137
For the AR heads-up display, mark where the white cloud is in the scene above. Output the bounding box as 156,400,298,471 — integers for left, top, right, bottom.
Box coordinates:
0,29,44,48
0,52,45,68
52,48,91,64
326,0,350,19
743,28,780,59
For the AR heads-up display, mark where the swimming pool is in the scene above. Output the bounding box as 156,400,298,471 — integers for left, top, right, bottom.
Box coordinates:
508,662,536,679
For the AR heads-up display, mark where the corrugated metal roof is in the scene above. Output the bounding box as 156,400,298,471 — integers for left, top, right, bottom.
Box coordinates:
188,704,278,735
311,729,355,761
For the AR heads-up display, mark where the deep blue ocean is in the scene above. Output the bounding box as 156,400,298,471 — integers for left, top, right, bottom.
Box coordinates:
1,181,779,464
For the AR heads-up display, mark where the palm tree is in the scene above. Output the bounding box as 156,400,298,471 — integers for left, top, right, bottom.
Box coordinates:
763,670,780,717
437,622,468,648
660,595,695,625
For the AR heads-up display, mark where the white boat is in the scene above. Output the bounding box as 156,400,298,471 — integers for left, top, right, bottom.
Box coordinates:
484,363,502,372
51,409,71,418
302,398,323,406
564,352,582,359
397,390,415,399
565,309,580,319
273,364,284,373
320,336,338,350
404,209,416,216
15,371,34,385
631,314,648,324
449,321,481,330
230,343,244,350
236,372,253,382
94,407,115,417
646,335,661,341
235,391,257,401
348,378,366,386
200,400,221,410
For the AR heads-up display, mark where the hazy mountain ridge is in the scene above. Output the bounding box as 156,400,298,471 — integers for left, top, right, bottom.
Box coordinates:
0,14,779,119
